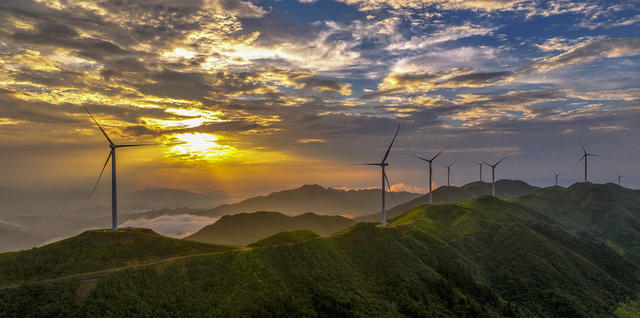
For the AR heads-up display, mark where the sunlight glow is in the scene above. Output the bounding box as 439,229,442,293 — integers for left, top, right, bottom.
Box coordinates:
164,133,235,161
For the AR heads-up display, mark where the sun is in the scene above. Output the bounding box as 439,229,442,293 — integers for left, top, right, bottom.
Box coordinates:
164,132,235,161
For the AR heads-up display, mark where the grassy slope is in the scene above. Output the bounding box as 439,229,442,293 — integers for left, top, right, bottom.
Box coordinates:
248,229,320,247
0,228,230,285
186,211,355,246
2,193,639,317
513,182,640,263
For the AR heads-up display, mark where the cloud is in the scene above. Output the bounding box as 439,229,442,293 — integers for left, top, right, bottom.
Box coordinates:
386,25,494,52
333,0,524,11
392,46,499,73
297,138,326,144
521,38,640,74
119,214,219,238
389,182,422,193
368,38,640,99
293,76,352,95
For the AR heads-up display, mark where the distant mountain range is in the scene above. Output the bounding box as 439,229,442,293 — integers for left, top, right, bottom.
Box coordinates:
192,184,421,218
357,179,538,221
0,184,418,252
0,222,43,252
186,211,355,246
2,182,640,316
0,186,230,218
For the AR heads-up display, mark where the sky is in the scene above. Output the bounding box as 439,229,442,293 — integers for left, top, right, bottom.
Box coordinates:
0,0,639,200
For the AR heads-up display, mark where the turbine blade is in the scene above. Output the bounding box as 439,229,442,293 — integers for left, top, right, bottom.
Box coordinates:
430,141,452,161
83,106,114,145
384,171,394,199
381,124,400,163
439,162,455,168
495,155,509,166
404,153,430,162
577,155,585,164
116,143,156,148
430,149,444,161
89,150,112,198
578,139,587,154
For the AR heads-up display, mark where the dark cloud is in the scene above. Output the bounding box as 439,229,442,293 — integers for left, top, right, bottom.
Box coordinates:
520,38,640,75
440,71,512,86
294,76,351,94
136,70,213,100
0,89,78,124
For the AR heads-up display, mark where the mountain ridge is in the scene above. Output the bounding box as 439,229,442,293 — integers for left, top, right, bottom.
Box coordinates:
2,188,640,316
186,211,356,246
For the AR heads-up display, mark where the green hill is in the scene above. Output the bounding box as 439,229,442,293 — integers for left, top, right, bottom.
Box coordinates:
0,228,231,286
357,179,538,222
248,230,320,247
2,192,640,317
513,182,640,264
186,211,355,246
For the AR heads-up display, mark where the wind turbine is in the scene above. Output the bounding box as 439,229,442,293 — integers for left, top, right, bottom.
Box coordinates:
441,162,455,186
616,171,624,187
352,125,400,226
408,144,449,204
578,141,599,183
552,170,564,186
474,161,484,182
485,156,508,197
84,106,150,231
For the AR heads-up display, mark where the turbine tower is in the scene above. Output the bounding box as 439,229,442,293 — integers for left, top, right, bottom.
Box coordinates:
474,161,484,182
552,170,564,186
616,172,624,187
84,106,150,231
441,162,455,186
485,156,508,197
408,144,449,204
578,141,599,183
353,125,400,226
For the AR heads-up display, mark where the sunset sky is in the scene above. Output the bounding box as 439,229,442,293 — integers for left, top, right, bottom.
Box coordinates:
1,0,639,199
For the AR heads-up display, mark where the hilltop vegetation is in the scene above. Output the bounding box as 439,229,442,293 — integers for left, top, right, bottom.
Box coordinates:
186,211,355,246
514,182,640,263
2,184,640,317
248,230,320,247
0,228,230,285
358,179,538,221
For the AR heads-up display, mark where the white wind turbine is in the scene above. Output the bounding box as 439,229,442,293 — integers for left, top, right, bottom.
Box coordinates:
353,125,400,226
441,162,455,187
552,170,564,186
407,143,449,204
485,156,508,197
474,161,484,182
84,106,151,231
578,141,599,183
